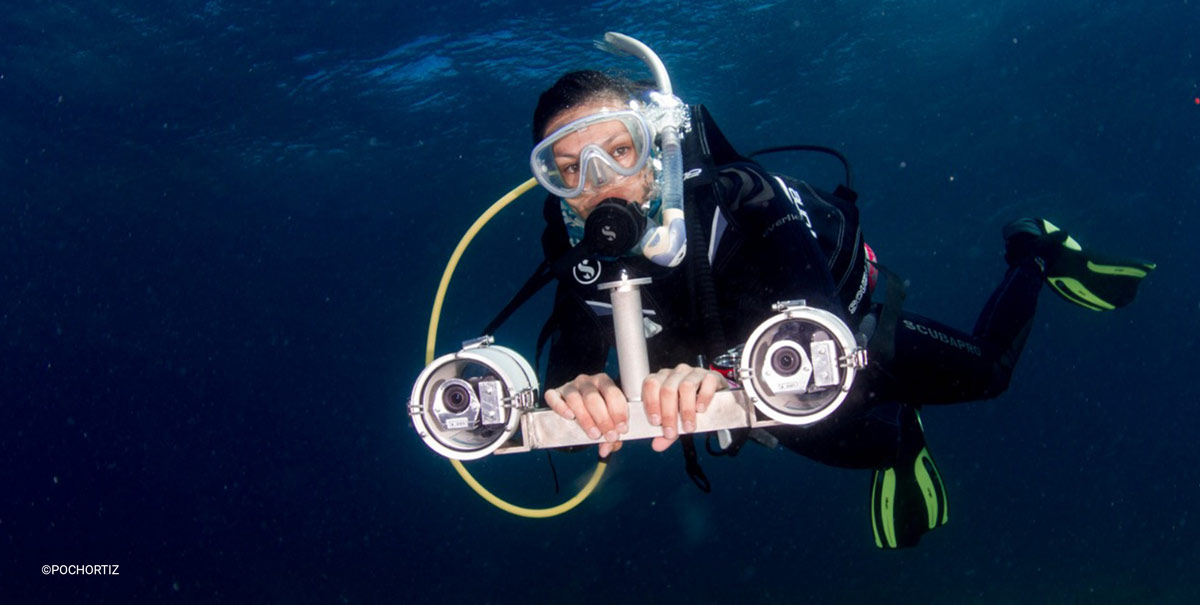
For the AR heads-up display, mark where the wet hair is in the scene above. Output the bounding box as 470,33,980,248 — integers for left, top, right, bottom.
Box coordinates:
531,70,637,145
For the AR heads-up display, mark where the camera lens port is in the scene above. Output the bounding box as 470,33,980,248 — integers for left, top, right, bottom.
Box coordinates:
442,383,472,414
771,346,802,376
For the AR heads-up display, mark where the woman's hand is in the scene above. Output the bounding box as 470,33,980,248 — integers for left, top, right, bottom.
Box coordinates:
544,373,629,458
642,364,727,452
543,364,727,456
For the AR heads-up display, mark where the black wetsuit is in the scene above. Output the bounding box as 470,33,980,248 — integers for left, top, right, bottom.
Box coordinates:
538,107,1044,471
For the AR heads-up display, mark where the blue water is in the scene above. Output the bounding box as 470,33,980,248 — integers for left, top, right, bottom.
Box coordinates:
3,1,1198,602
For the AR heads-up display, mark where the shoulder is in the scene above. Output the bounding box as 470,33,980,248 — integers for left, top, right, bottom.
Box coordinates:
709,163,821,244
713,163,789,216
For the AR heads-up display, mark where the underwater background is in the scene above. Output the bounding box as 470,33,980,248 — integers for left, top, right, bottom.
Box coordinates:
3,0,1198,602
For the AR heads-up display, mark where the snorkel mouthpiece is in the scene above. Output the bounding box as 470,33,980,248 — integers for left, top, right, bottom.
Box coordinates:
599,32,688,268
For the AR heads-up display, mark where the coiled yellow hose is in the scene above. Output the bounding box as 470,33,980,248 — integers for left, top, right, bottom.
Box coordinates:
424,177,605,518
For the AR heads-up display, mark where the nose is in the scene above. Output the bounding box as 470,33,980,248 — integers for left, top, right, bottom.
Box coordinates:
586,158,614,189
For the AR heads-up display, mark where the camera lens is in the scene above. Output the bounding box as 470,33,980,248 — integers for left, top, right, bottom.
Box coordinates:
442,383,472,414
771,346,801,376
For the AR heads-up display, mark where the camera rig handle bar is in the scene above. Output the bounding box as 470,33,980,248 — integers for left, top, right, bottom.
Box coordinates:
497,387,765,455
408,276,867,461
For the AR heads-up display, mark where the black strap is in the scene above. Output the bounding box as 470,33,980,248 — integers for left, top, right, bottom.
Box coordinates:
672,108,734,494
545,451,561,495
685,193,728,361
679,435,712,493
705,429,749,457
747,144,856,191
871,261,908,365
533,308,558,378
480,259,555,337
481,237,597,365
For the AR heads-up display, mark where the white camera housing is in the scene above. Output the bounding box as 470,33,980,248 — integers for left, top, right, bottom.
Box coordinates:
408,337,537,460
738,301,866,426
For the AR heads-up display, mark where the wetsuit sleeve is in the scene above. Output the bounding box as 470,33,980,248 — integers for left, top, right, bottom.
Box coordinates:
714,165,842,320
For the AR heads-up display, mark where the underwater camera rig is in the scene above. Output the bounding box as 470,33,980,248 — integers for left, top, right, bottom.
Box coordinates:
408,272,867,461
406,31,868,517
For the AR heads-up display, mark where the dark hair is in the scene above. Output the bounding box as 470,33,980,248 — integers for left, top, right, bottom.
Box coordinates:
531,70,636,145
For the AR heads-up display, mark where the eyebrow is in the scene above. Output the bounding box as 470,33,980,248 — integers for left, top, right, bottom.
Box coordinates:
554,133,626,161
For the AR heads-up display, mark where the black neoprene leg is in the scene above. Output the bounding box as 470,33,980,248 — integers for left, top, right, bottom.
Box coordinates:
765,259,1043,469
872,256,1044,404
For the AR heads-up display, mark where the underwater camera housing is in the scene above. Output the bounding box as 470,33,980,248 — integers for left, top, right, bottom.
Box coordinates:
408,278,866,460
736,300,867,426
408,337,537,460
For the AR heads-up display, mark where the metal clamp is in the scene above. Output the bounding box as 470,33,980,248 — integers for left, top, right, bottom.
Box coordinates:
505,388,539,411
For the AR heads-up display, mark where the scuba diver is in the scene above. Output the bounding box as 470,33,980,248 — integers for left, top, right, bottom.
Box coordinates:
511,64,1155,549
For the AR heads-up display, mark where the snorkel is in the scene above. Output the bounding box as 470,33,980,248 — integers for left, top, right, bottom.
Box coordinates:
597,32,688,268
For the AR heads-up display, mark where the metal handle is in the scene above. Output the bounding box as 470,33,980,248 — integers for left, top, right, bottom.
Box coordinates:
493,388,779,455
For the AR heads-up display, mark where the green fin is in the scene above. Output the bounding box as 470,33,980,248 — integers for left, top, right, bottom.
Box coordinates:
1036,219,1156,311
871,445,949,549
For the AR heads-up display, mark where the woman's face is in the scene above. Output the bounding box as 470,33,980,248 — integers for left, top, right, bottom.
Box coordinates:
541,99,656,219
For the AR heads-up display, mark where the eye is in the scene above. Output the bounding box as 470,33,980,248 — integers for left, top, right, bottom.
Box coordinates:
611,144,639,168
555,161,580,186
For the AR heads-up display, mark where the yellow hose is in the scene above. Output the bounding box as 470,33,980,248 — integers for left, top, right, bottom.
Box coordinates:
425,177,606,519
449,457,607,519
425,177,540,365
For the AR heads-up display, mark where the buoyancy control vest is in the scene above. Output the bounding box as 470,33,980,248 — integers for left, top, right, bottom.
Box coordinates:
536,105,875,349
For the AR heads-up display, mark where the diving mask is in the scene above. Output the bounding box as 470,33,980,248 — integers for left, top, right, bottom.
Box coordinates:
530,109,654,199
